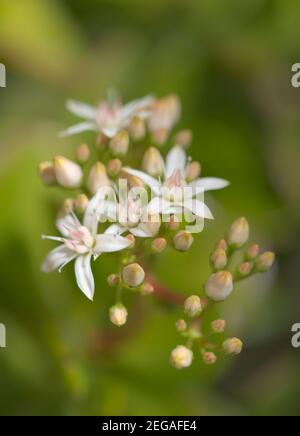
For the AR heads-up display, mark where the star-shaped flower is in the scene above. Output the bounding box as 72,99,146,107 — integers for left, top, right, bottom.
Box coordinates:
41,197,131,300
60,93,154,138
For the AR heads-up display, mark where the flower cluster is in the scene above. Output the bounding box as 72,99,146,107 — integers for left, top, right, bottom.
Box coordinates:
39,91,274,367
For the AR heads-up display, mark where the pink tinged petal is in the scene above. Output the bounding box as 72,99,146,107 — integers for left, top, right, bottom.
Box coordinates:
66,99,96,120
184,199,214,219
59,122,97,137
94,234,131,254
41,245,76,273
74,254,95,301
123,168,161,195
190,177,230,192
165,145,187,179
56,213,80,238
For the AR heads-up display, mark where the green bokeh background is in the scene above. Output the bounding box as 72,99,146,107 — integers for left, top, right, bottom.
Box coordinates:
0,0,300,416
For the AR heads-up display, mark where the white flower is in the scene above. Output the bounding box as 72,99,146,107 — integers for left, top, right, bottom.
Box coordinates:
103,196,160,239
41,198,131,301
60,93,154,138
123,145,229,220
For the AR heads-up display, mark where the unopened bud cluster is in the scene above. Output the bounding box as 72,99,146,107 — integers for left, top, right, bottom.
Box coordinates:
170,217,275,369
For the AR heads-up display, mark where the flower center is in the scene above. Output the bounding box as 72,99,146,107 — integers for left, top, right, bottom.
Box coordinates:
95,102,122,128
65,226,94,254
162,170,185,202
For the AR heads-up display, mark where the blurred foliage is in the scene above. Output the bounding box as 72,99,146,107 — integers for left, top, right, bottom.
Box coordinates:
0,0,300,416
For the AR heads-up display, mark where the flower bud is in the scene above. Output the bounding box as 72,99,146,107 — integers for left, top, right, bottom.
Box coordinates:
87,162,110,194
210,248,228,270
122,263,145,287
109,304,128,327
109,129,129,156
152,128,169,145
185,161,201,182
173,231,194,252
203,352,217,365
142,147,165,177
223,338,243,355
126,234,136,248
107,158,122,177
170,345,193,369
107,274,121,287
205,271,233,302
129,116,145,141
211,319,226,333
140,282,154,296
237,261,253,277
96,132,107,149
38,161,56,185
176,319,187,332
255,251,275,272
168,215,180,231
53,155,83,188
245,244,260,260
215,239,228,252
151,237,167,254
76,143,90,163
143,213,161,236
60,198,74,215
74,194,89,213
174,129,193,148
184,295,202,317
128,175,145,188
226,217,250,249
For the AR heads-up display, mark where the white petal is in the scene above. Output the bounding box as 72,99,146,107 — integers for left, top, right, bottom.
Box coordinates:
101,126,120,138
59,122,97,137
56,213,80,237
130,225,153,238
83,191,117,235
165,145,187,178
41,245,75,273
147,196,170,214
74,254,95,300
184,199,214,219
83,193,104,235
94,234,131,253
122,168,161,195
66,99,96,119
121,95,155,119
104,224,126,235
190,177,230,192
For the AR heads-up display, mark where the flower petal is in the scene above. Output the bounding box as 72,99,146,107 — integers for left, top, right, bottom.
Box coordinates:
184,199,214,219
105,224,126,235
102,126,120,138
147,197,170,214
74,254,94,300
59,122,97,137
94,234,131,253
121,95,155,119
66,99,96,120
123,168,161,194
41,245,76,273
165,145,187,179
190,177,230,192
56,213,80,238
130,225,153,238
